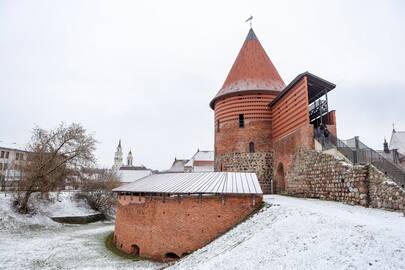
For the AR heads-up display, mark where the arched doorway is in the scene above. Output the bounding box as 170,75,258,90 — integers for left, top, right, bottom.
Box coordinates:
131,244,140,256
274,163,285,194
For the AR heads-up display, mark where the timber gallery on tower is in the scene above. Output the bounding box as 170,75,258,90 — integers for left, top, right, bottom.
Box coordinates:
113,27,337,261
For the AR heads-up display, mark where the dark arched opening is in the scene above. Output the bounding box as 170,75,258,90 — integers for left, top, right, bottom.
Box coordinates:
249,142,255,153
131,244,140,256
165,252,180,259
274,163,286,194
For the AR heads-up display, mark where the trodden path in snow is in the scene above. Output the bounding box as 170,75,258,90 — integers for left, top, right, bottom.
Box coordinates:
169,195,405,270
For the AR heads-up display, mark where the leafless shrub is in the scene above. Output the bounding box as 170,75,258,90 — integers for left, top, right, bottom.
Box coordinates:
76,169,121,219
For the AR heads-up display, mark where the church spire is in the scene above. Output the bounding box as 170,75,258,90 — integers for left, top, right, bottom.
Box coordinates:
127,150,133,167
113,139,123,170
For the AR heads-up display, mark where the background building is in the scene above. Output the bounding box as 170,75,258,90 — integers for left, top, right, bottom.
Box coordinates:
377,129,405,168
112,140,152,183
184,150,214,172
166,149,214,173
0,141,28,190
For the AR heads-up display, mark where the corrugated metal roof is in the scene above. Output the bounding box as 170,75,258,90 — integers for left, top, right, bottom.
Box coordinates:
117,169,152,183
113,172,262,195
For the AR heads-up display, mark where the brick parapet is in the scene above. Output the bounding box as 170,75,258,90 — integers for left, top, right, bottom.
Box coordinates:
114,195,262,261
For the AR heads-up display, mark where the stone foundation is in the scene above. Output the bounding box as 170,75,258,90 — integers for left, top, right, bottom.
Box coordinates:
215,152,273,193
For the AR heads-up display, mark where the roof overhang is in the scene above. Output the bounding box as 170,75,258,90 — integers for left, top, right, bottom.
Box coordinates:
270,72,336,107
113,172,263,195
210,89,281,110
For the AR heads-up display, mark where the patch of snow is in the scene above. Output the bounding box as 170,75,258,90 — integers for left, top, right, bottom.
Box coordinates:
0,191,96,232
0,191,163,269
170,195,405,270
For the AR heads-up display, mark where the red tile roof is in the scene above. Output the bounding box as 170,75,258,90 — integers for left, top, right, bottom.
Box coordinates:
210,28,285,109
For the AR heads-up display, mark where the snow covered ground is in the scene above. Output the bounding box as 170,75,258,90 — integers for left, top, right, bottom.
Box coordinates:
0,192,163,270
170,195,405,270
1,193,405,270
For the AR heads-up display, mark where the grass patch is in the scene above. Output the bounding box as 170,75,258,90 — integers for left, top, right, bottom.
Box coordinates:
104,232,142,261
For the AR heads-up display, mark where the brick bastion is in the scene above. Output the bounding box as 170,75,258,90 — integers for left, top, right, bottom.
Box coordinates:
114,194,261,261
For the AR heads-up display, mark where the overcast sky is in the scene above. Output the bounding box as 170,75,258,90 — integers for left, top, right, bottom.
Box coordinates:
1,0,404,170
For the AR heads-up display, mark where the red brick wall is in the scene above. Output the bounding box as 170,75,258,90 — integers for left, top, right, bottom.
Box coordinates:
272,124,315,193
271,76,310,141
114,194,262,261
214,92,278,157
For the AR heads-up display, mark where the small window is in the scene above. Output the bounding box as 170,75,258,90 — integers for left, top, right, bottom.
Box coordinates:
249,142,255,153
0,151,4,158
5,152,9,159
217,119,220,132
239,114,244,128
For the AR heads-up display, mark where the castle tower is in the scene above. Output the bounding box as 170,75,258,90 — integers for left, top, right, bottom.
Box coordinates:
113,139,123,170
127,150,133,166
210,28,285,193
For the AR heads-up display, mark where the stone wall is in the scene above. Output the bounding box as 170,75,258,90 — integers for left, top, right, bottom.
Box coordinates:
114,194,262,261
368,165,405,210
285,149,405,211
286,150,369,206
215,152,273,193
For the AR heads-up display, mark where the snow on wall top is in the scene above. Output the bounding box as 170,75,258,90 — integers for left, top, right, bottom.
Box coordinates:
113,172,262,195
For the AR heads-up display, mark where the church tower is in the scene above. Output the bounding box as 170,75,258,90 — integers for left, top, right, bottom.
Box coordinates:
127,150,133,166
210,28,285,193
113,140,123,170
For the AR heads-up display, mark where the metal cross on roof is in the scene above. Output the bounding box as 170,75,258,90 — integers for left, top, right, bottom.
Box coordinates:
245,15,253,28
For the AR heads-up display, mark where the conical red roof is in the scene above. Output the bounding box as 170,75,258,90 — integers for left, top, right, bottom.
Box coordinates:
210,28,285,109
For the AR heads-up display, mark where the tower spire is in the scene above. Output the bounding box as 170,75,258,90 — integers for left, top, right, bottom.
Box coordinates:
210,27,285,109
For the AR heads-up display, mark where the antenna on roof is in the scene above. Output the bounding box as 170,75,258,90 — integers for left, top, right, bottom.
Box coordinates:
245,15,253,28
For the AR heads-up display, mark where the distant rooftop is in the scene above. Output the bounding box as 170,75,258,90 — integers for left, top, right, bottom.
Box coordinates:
167,159,188,172
0,140,26,152
390,130,405,155
113,172,262,195
185,150,214,167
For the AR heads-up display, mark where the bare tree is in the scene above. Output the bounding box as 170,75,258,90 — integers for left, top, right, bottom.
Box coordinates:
16,123,96,213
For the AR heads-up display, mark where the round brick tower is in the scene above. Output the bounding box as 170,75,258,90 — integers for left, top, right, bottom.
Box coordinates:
210,28,285,193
